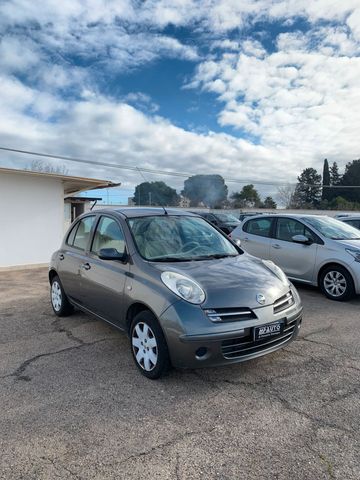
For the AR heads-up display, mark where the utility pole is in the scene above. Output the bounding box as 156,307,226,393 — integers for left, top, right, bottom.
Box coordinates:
149,192,152,205
138,186,141,206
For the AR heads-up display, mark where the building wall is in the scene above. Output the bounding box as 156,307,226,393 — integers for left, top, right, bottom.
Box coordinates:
0,172,64,268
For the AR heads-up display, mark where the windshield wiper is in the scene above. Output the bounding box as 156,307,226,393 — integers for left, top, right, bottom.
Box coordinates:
192,253,239,260
150,256,193,262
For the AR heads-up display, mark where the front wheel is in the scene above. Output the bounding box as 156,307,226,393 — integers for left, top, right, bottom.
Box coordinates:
50,275,74,316
319,265,355,301
130,311,171,379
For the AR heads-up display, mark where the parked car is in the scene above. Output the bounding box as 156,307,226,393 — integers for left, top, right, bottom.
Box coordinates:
190,211,241,234
338,215,360,230
239,212,265,222
49,208,302,379
230,214,360,301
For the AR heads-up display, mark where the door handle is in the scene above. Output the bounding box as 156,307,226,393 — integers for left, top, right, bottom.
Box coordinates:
59,254,64,260
81,262,91,271
272,244,281,249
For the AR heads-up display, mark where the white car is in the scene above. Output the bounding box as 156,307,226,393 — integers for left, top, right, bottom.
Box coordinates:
230,214,360,301
338,215,360,230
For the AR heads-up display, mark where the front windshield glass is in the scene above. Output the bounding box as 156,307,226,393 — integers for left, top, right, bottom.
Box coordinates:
128,215,239,261
214,213,239,223
303,216,360,240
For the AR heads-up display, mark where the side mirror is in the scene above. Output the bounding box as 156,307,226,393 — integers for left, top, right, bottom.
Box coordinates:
98,248,127,262
292,234,312,245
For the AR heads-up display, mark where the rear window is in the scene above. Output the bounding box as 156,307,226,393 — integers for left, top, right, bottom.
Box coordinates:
244,218,272,238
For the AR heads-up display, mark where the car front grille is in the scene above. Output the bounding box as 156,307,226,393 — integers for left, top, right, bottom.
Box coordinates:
204,307,257,323
221,315,299,359
273,291,294,314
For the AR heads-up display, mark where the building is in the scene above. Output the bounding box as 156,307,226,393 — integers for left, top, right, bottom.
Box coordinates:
178,196,191,208
0,167,119,270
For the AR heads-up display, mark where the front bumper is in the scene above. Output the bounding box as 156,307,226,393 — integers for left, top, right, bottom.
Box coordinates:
159,297,303,369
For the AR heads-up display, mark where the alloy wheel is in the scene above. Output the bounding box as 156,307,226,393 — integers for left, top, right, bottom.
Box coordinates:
323,271,347,297
132,322,158,371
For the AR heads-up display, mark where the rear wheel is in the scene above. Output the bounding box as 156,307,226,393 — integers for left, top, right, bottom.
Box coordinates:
319,265,355,301
130,311,171,379
50,275,74,316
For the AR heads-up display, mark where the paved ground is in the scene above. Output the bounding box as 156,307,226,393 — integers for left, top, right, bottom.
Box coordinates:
0,268,359,480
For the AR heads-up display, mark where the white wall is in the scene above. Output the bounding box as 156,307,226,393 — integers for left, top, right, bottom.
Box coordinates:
0,172,64,268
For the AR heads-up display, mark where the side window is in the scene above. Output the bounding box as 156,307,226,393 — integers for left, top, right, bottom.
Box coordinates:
246,218,272,238
91,217,125,255
346,219,360,229
276,218,316,242
66,221,79,246
72,216,95,250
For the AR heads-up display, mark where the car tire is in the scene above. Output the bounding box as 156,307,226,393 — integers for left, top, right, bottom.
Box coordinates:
50,275,74,316
130,311,171,379
319,265,355,301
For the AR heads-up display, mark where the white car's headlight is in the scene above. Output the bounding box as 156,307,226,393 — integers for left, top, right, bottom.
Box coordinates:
345,248,360,262
161,271,205,304
262,259,288,284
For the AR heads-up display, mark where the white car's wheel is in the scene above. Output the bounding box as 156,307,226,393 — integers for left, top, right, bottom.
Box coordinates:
320,266,355,301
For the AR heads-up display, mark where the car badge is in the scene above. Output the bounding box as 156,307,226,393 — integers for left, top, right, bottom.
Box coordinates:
256,293,266,305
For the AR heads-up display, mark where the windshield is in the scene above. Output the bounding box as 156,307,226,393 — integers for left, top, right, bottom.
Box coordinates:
303,216,360,240
128,215,239,261
214,213,240,223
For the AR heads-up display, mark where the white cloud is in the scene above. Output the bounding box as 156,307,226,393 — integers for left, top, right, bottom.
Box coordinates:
1,0,360,192
0,79,299,189
191,21,360,174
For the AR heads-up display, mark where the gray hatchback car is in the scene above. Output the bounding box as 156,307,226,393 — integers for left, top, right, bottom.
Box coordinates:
49,208,302,379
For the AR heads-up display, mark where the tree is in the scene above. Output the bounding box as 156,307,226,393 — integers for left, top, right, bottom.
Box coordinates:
322,158,330,201
182,175,228,208
338,159,360,203
262,196,277,209
276,184,296,208
330,161,341,186
28,159,69,175
231,184,261,208
325,161,342,203
293,168,322,208
133,181,180,206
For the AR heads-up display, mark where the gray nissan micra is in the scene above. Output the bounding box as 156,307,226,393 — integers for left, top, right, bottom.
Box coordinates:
49,208,303,379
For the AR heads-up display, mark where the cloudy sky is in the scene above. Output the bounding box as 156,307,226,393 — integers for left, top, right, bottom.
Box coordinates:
1,0,360,202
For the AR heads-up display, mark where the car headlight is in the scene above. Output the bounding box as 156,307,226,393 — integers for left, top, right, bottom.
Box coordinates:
345,248,360,262
161,271,205,304
262,259,288,284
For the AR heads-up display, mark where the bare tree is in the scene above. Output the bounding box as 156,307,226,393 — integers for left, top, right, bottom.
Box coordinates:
276,184,296,208
28,159,69,175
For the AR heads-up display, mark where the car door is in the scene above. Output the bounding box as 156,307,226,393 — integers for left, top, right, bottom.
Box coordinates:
58,215,96,303
240,217,274,259
79,215,129,327
270,217,318,281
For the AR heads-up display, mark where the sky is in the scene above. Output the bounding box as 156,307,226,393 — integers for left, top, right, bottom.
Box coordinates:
0,0,360,204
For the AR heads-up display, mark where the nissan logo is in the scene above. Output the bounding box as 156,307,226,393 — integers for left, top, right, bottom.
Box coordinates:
256,293,266,305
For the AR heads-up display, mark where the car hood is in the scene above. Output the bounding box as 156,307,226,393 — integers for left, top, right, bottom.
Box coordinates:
152,254,290,309
334,239,360,249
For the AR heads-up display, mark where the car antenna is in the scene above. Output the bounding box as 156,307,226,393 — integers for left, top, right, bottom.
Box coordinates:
136,167,168,215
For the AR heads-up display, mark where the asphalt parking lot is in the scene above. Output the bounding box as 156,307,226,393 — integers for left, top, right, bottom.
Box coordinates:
0,268,359,480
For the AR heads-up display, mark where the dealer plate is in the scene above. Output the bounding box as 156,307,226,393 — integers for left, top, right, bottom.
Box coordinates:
254,321,284,341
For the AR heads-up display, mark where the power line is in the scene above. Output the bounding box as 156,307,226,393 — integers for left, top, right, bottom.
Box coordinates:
1,145,359,188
